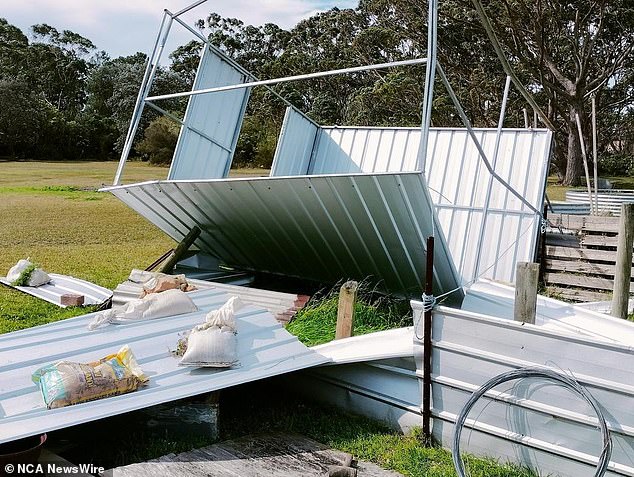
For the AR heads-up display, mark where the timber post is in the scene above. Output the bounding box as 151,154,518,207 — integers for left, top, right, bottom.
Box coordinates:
335,281,358,339
514,262,539,325
160,226,201,274
611,204,634,319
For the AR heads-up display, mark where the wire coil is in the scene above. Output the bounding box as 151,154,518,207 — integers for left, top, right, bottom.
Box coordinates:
451,367,612,477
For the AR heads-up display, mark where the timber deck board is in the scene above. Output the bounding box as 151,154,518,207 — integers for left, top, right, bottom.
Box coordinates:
106,433,404,477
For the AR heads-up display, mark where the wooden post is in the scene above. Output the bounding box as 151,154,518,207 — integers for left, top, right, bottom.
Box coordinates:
335,281,358,339
514,262,539,324
611,204,634,319
160,226,201,274
422,236,434,445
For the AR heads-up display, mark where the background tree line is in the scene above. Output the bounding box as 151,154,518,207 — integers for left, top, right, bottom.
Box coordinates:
0,0,632,185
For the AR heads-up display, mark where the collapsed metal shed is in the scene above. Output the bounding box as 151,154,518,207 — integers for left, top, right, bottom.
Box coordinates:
270,109,552,285
103,173,462,298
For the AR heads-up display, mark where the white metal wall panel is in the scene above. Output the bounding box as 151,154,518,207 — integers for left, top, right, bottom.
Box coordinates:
0,289,330,444
168,47,250,180
412,301,634,477
272,126,552,284
270,108,319,176
104,173,462,297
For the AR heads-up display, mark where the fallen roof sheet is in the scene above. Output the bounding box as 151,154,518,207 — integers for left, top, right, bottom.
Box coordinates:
0,273,112,307
102,173,463,298
0,288,330,444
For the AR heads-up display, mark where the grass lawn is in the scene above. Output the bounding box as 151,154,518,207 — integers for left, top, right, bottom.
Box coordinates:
1,160,534,476
546,174,634,202
0,161,269,333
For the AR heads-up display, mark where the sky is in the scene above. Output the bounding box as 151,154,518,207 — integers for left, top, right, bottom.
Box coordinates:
2,0,357,59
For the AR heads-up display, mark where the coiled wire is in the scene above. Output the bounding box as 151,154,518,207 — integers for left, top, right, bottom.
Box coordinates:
451,367,612,477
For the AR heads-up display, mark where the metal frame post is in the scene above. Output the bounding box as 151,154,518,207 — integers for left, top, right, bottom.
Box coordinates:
422,236,435,445
474,75,512,276
416,0,439,172
113,12,173,185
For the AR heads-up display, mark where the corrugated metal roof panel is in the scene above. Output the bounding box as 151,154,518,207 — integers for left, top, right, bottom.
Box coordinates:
0,289,330,444
103,173,462,297
0,274,112,307
168,46,250,180
270,108,319,177
271,124,552,284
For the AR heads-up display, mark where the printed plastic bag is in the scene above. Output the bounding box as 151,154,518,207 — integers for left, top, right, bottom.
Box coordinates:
88,288,198,330
32,345,147,409
179,296,244,367
7,259,51,287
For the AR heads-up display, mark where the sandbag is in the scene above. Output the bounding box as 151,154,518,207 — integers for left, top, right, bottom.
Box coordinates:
32,345,147,409
127,269,197,297
88,288,198,330
7,259,51,287
179,296,244,367
141,274,197,296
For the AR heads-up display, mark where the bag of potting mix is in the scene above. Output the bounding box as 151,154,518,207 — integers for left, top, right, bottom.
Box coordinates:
32,345,147,409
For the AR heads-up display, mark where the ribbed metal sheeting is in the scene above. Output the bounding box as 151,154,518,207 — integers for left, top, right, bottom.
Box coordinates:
271,122,552,284
0,274,112,307
104,173,462,298
0,289,330,444
270,108,319,177
411,302,634,477
168,46,250,180
566,189,634,216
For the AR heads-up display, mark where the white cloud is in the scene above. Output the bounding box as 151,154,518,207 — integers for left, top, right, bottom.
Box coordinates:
3,0,359,57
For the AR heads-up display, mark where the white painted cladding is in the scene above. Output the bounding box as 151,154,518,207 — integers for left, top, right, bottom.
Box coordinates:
413,302,634,477
270,120,552,284
168,47,250,180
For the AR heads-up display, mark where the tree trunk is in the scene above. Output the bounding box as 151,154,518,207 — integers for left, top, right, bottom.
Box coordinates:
563,105,584,186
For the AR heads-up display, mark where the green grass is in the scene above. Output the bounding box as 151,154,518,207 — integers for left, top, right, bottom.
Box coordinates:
546,174,634,203
286,283,411,346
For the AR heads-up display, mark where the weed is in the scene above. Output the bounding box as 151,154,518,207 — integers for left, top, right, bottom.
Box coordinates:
286,280,411,346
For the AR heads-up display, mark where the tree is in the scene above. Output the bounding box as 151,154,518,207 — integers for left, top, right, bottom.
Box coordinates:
137,116,180,165
0,80,51,158
477,0,634,185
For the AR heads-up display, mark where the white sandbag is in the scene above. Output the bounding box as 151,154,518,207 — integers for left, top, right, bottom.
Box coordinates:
127,269,196,296
88,289,198,330
7,259,51,287
179,296,244,367
128,269,155,284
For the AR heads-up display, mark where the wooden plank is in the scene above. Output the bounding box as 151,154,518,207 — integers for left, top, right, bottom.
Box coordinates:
545,245,628,263
545,259,620,276
548,214,620,233
108,433,404,477
545,286,611,303
581,235,619,248
544,272,634,293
